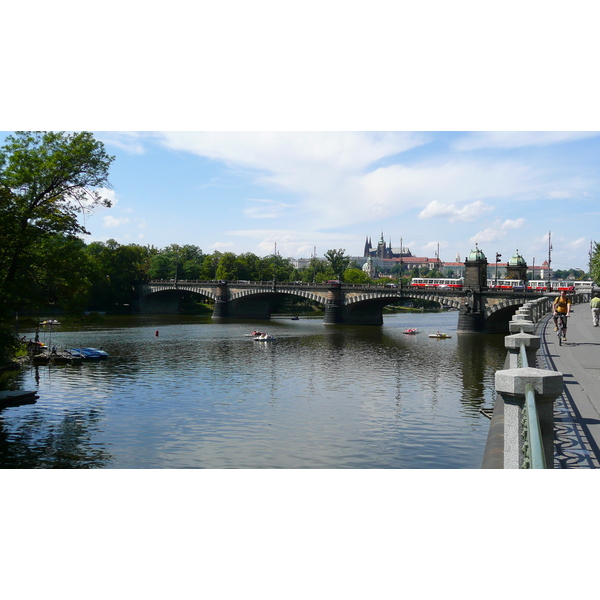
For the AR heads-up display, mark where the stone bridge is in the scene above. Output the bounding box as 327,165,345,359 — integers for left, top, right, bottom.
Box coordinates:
134,280,559,333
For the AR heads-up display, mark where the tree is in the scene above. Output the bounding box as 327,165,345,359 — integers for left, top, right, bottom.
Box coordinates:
85,240,151,310
0,131,114,312
343,268,372,284
215,252,240,280
590,242,600,283
324,249,351,280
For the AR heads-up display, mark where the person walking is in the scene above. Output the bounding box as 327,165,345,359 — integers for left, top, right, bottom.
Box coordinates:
591,293,600,327
553,290,572,340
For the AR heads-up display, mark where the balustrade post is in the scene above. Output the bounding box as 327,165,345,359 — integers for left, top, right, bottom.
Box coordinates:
495,367,563,468
504,332,540,369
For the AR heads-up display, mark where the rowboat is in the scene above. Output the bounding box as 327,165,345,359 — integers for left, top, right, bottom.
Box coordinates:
428,333,452,339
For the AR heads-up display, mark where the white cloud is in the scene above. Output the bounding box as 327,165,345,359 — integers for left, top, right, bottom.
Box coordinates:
243,199,293,219
470,227,504,244
454,132,598,151
103,216,130,227
98,132,151,155
501,218,525,229
212,241,235,250
470,217,526,244
93,187,118,209
150,132,593,235
418,200,493,222
227,228,356,258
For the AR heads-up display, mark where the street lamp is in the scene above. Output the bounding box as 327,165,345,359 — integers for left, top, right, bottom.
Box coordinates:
495,252,501,287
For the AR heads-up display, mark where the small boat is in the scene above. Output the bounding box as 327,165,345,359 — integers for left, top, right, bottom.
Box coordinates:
66,348,109,360
291,316,299,320
42,319,61,325
403,328,419,335
83,347,109,359
254,333,275,341
428,333,452,339
32,353,50,364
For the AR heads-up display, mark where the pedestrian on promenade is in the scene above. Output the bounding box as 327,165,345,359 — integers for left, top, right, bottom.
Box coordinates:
591,293,600,327
553,290,572,340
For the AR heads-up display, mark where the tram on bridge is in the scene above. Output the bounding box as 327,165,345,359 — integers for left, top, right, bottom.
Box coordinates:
410,277,464,289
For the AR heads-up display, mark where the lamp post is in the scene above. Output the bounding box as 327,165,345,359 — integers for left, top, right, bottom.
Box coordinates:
495,252,501,287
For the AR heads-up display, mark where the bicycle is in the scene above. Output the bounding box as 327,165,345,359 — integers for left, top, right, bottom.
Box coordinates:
554,313,568,345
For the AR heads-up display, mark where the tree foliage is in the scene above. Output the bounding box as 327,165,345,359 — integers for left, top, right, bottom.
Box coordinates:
324,249,351,280
590,242,600,284
0,131,114,313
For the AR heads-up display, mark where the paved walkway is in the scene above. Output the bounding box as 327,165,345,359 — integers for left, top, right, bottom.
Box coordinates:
538,302,600,468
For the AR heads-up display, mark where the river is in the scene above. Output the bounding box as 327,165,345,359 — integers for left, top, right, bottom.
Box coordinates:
1,311,506,468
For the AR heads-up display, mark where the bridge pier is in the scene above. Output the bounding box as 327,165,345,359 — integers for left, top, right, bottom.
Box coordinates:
211,282,229,319
457,290,486,333
323,285,343,324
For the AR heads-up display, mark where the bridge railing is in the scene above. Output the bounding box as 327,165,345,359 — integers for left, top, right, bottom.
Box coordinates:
482,297,563,469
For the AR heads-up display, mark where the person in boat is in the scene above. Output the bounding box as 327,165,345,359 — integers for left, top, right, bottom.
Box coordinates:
155,330,159,337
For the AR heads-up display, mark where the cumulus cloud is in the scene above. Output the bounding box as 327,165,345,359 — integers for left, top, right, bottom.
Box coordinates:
470,217,526,244
470,227,505,244
501,218,525,229
150,132,591,234
418,200,493,222
212,241,235,250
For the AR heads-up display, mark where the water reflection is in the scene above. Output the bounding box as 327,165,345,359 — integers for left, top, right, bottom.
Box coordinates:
0,407,111,468
456,334,506,412
1,312,504,468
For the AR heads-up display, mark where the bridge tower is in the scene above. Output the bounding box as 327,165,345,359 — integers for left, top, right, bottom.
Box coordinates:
458,244,488,333
506,250,528,282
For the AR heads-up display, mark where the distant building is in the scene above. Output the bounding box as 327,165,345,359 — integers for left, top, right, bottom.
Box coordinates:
364,232,412,259
362,257,375,277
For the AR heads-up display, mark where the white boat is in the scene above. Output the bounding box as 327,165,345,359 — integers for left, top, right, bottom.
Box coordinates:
254,334,275,341
428,333,452,339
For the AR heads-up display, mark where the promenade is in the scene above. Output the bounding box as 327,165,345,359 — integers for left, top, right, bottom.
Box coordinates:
538,301,600,468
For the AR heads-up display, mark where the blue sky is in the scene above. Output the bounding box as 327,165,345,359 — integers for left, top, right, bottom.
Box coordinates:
8,130,595,272
3,6,599,275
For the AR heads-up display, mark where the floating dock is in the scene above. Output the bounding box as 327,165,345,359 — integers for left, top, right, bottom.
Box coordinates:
0,390,39,408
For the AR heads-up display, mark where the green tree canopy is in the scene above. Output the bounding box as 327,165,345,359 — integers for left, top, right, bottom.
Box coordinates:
324,249,351,280
0,131,114,312
590,242,600,284
343,268,372,284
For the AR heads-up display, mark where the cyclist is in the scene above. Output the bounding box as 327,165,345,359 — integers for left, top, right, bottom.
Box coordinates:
553,289,572,340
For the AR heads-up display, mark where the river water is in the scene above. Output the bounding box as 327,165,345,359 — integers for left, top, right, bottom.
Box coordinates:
1,311,506,468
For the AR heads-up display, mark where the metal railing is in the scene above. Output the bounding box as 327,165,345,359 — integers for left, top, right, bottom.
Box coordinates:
516,308,547,469
523,382,546,468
